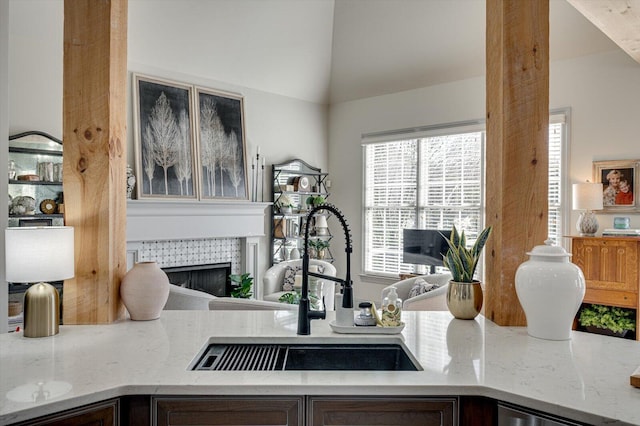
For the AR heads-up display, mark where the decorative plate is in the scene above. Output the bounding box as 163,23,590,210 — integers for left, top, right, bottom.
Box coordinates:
40,199,57,214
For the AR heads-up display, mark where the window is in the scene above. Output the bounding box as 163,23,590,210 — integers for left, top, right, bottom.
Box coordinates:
363,113,567,277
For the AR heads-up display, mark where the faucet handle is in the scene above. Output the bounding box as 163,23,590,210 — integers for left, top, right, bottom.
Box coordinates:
308,305,326,320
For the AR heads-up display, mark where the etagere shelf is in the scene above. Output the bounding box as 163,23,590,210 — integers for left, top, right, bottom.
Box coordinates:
270,158,333,266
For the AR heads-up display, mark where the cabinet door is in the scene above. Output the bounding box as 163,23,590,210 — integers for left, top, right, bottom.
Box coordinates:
308,396,457,426
572,238,638,307
153,396,303,426
10,399,118,426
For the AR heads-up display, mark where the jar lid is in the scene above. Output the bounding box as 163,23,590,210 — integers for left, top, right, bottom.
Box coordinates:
526,239,571,258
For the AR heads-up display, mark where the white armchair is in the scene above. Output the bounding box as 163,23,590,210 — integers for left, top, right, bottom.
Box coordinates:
209,298,297,311
262,259,337,310
382,273,452,311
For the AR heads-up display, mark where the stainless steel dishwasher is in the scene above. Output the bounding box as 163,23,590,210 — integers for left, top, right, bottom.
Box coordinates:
498,404,584,426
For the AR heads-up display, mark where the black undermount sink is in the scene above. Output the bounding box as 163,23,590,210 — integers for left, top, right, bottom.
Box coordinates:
192,342,421,371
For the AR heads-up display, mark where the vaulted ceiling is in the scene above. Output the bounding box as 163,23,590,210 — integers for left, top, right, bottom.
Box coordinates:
126,0,627,105
328,0,620,104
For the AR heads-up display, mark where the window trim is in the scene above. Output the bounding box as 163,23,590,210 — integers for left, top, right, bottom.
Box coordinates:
361,108,571,280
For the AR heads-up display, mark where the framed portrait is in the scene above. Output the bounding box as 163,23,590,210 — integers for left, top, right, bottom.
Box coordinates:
194,86,248,200
593,160,640,212
133,73,198,200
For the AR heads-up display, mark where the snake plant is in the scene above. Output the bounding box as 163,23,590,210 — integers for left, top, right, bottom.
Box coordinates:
442,225,492,283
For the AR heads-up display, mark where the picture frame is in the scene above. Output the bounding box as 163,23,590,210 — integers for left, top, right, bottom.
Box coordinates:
194,86,249,200
593,160,640,212
133,73,198,200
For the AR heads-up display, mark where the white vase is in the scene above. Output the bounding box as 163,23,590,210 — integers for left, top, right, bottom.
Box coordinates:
120,261,170,321
289,247,300,260
126,165,136,200
515,240,585,340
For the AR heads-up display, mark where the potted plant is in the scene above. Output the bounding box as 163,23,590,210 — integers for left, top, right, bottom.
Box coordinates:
442,225,492,320
276,194,295,214
308,239,330,259
305,196,315,211
579,304,636,338
305,195,325,210
229,273,253,299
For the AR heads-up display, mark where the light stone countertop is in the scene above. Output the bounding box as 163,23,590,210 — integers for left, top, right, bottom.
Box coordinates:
1,310,640,425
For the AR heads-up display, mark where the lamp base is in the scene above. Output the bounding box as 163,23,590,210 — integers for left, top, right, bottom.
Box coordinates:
23,282,59,338
576,210,599,237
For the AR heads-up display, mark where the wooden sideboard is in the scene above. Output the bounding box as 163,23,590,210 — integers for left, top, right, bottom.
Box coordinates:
567,236,639,340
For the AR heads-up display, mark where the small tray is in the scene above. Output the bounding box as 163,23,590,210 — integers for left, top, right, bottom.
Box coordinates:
329,320,405,334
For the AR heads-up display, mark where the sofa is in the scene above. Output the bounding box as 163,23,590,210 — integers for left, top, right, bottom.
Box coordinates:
164,285,297,311
382,273,452,311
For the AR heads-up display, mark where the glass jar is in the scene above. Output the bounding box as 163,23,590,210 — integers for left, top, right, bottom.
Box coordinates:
354,302,376,326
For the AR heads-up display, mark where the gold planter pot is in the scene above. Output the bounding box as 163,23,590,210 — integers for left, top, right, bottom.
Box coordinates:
446,281,483,320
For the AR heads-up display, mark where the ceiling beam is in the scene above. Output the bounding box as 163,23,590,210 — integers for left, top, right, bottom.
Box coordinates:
567,0,640,64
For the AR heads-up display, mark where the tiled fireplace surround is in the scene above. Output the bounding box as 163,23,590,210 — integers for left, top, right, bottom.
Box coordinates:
125,200,271,299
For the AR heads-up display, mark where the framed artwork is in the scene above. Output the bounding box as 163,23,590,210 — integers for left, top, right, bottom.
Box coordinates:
593,160,640,212
133,74,198,200
19,218,52,227
194,86,248,200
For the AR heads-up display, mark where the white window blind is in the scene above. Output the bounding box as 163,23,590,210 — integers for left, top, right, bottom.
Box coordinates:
363,113,567,277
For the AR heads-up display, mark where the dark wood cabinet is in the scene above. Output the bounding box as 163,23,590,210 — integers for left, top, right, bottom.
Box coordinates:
10,399,118,426
307,396,457,426
8,394,587,426
152,396,303,426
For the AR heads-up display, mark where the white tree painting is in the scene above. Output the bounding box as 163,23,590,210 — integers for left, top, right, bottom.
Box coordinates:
196,88,248,200
134,75,196,199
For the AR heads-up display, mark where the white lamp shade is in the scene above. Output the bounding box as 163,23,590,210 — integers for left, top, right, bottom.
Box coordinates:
572,182,603,211
5,226,75,283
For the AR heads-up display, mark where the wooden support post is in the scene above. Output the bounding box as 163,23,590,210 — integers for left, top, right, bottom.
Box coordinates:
62,0,128,324
485,0,550,326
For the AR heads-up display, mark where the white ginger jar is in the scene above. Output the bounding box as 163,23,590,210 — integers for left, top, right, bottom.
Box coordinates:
515,239,585,340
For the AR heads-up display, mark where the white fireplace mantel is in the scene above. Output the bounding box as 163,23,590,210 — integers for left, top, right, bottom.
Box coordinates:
126,200,271,242
125,200,271,297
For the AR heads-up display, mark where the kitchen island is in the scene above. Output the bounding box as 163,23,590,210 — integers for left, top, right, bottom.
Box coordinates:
1,310,639,425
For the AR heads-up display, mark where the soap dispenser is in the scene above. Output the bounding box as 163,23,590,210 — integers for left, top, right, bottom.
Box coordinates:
382,287,402,327
335,290,354,327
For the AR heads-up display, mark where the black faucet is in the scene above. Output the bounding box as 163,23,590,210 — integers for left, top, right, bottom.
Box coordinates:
297,203,353,335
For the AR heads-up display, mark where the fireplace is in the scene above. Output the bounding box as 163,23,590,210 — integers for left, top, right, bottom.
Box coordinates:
126,200,270,298
162,263,232,297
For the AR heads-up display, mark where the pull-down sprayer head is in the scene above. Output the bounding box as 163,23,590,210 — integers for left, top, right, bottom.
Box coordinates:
297,203,353,335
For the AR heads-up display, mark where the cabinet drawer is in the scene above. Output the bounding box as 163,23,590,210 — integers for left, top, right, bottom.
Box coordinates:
308,396,457,426
584,288,638,309
10,399,118,426
153,396,302,426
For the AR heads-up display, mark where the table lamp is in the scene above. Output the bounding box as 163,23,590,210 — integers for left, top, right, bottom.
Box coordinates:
572,182,603,236
5,226,74,337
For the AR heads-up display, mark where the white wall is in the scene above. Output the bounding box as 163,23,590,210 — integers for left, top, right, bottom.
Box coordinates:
7,1,329,282
329,50,640,303
8,0,63,137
